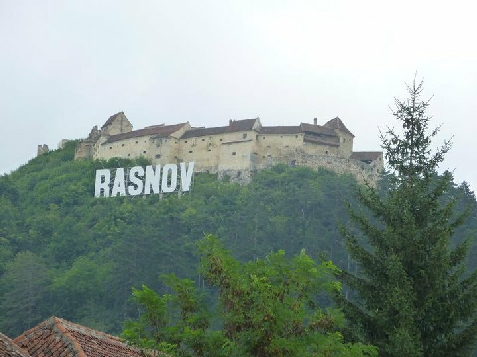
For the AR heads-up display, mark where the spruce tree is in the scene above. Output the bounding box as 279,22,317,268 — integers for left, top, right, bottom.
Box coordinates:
337,78,477,357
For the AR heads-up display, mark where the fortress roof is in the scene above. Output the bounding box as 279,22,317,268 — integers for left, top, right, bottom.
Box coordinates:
103,123,188,144
99,115,352,144
324,117,355,137
351,151,382,163
0,333,30,357
14,316,168,357
304,134,340,146
229,118,259,131
101,112,125,129
181,126,230,138
300,123,337,137
260,126,303,134
181,118,259,139
243,122,339,137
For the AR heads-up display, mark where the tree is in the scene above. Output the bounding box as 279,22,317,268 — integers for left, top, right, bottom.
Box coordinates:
336,78,477,357
0,251,51,336
123,234,377,357
51,254,115,331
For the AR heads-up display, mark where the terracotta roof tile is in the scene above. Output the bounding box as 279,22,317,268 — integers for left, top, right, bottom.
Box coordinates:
260,126,302,134
300,123,337,137
101,112,125,129
14,317,168,357
303,134,340,146
103,123,188,144
0,333,31,357
351,151,383,162
255,122,343,137
229,118,258,131
180,126,228,139
323,117,354,137
180,118,259,139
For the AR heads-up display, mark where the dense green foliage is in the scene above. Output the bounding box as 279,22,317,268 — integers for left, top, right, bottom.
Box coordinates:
0,134,476,353
337,80,477,357
0,141,362,336
122,234,377,357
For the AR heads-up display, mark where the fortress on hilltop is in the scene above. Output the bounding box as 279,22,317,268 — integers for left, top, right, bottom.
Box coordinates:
73,112,383,184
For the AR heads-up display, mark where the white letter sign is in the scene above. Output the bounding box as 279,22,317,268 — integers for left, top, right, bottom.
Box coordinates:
95,169,111,197
94,162,194,198
128,166,144,196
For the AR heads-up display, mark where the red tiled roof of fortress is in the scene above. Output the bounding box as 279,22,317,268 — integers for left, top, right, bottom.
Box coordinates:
324,117,355,137
180,118,259,139
300,123,338,137
259,126,303,134
303,135,340,146
103,123,188,144
101,112,125,129
350,151,382,162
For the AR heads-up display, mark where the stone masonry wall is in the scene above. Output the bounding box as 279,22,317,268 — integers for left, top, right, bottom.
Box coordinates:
217,153,381,185
73,114,382,186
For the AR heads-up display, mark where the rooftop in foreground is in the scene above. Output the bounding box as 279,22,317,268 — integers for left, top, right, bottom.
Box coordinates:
13,316,169,357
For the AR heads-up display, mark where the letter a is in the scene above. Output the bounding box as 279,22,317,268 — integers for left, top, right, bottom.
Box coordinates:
111,168,127,197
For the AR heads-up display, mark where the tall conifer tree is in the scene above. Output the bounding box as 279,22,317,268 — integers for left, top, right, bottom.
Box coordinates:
337,78,477,357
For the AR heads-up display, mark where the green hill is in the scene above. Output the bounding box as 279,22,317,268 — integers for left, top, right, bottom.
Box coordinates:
0,141,476,337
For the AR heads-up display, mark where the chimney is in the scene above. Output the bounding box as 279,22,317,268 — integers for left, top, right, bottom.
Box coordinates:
313,118,317,125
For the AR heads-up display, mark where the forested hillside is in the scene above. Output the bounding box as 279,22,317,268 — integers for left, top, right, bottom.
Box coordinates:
0,141,476,338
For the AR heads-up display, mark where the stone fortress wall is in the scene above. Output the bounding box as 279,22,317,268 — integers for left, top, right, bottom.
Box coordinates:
74,112,383,185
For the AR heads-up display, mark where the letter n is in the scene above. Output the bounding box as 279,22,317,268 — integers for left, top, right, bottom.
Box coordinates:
144,165,161,194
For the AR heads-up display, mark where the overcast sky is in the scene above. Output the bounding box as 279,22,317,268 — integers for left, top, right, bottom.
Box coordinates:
1,1,476,190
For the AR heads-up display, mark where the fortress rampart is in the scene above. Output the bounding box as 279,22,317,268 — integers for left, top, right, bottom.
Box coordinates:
73,112,383,184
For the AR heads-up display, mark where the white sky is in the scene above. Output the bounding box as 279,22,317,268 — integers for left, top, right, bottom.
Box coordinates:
1,1,476,190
